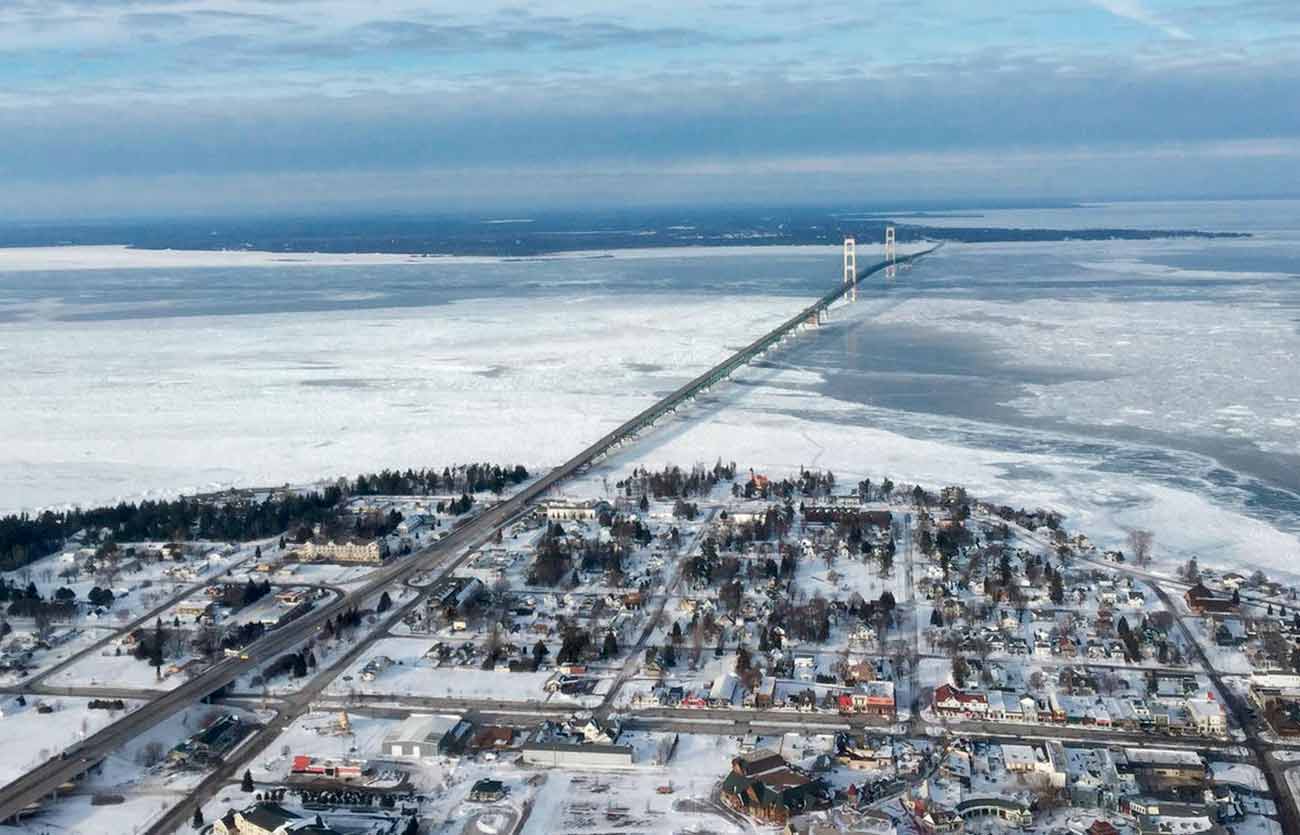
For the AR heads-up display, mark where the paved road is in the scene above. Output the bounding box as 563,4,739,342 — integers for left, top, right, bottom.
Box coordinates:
1146,582,1300,835
0,247,936,826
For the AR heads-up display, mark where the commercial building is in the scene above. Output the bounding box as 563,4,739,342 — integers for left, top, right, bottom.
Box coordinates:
1248,673,1300,710
543,499,604,522
955,797,1032,827
1186,698,1227,736
721,749,830,825
295,539,388,565
214,803,344,835
1183,582,1237,615
175,596,216,621
427,576,483,613
847,681,895,719
382,714,474,759
520,719,634,768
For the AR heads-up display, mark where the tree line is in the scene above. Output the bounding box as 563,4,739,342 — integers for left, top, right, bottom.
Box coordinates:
0,462,532,573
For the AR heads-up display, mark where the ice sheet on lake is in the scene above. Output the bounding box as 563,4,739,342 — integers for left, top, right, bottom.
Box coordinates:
3,220,1299,583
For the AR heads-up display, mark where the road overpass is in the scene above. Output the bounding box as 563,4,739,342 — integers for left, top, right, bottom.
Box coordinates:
0,244,938,825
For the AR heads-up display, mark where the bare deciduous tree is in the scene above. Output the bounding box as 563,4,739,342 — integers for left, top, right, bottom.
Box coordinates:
137,741,165,767
1127,529,1154,566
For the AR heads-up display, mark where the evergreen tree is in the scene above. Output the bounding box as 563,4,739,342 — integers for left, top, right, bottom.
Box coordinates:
192,807,204,829
241,769,255,792
602,632,619,659
150,631,165,680
930,608,944,627
377,591,392,613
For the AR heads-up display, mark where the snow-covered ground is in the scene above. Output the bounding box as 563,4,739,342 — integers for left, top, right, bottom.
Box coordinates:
0,697,141,785
325,637,556,703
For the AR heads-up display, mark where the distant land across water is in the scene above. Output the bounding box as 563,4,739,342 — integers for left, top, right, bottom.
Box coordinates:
0,204,1247,257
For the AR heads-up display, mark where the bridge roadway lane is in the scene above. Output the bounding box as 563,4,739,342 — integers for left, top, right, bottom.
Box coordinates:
0,248,936,824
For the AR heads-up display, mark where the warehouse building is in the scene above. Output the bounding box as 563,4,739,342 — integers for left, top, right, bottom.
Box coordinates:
520,739,634,768
382,714,474,760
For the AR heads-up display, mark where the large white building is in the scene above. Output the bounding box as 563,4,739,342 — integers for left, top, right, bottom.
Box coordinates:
1185,698,1227,736
543,499,603,522
382,714,471,759
295,538,387,565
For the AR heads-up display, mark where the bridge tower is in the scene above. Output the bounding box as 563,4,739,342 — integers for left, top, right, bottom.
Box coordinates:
884,226,897,279
843,236,857,302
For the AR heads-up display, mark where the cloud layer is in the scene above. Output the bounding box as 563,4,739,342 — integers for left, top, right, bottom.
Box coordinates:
2,0,1298,217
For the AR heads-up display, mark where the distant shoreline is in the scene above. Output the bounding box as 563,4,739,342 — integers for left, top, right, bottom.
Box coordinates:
0,228,1247,272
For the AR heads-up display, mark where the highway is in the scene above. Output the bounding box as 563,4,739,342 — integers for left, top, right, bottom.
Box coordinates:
0,246,937,825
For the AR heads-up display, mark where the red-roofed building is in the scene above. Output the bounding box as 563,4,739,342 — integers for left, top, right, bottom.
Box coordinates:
933,684,988,717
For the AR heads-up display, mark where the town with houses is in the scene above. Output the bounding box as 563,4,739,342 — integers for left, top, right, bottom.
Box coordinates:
3,462,1300,835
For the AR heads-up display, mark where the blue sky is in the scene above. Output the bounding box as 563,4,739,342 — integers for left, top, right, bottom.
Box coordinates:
3,0,1299,218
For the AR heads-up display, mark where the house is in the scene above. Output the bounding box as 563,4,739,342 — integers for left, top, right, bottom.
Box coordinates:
843,659,876,684
709,673,741,706
397,514,431,537
275,589,308,607
359,655,393,682
1214,618,1248,646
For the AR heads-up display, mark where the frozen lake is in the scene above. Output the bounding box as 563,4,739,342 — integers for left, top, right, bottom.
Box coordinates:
2,199,1298,577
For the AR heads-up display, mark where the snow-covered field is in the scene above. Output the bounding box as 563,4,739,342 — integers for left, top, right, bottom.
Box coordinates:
0,697,141,785
326,637,556,703
3,200,1299,583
